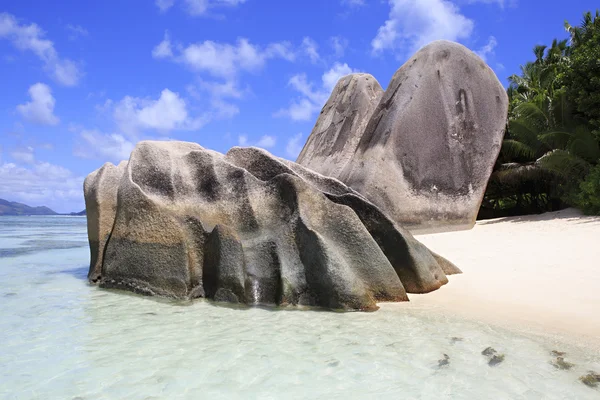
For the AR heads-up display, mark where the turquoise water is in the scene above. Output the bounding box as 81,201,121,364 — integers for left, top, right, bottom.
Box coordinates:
1,216,599,399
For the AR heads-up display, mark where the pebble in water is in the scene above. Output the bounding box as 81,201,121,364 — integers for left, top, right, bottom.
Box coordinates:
438,354,450,368
482,347,505,366
551,357,574,370
482,347,497,356
579,371,600,388
488,354,505,367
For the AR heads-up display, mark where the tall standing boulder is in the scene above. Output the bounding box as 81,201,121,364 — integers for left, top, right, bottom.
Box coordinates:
297,74,384,177
298,40,508,233
84,160,127,282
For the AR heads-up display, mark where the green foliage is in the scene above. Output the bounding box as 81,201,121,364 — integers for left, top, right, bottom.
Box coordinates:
480,11,600,218
565,11,600,138
576,163,600,215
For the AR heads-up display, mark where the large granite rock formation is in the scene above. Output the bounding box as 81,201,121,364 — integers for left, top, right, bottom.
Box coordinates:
84,160,127,282
297,40,509,233
84,140,459,311
296,74,383,177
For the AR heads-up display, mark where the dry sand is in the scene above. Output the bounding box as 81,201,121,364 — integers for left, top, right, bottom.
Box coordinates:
409,208,600,347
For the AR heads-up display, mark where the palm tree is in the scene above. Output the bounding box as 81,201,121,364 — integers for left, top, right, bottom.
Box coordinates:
480,39,599,218
565,10,600,46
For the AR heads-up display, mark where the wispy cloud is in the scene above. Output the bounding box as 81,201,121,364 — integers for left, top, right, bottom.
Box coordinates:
237,134,276,149
476,36,497,62
341,0,365,8
329,36,349,58
301,37,320,64
155,0,247,16
276,62,358,121
65,24,88,41
285,133,304,160
0,13,82,86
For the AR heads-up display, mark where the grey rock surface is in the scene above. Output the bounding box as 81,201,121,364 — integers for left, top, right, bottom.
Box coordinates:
297,73,383,177
83,160,127,282
84,140,460,311
298,40,508,233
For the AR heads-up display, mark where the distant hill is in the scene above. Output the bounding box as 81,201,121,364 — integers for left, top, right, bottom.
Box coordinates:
0,198,58,216
69,210,86,216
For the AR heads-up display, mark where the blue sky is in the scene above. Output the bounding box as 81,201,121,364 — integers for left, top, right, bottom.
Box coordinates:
0,0,597,212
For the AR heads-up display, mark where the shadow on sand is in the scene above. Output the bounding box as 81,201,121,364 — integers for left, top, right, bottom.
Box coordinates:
477,208,600,226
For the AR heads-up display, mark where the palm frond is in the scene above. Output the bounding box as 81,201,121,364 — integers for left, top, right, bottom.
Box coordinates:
537,149,590,178
568,126,600,162
501,139,536,160
538,131,572,149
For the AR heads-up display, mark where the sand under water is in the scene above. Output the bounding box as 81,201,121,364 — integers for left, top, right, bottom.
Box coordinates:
1,215,599,399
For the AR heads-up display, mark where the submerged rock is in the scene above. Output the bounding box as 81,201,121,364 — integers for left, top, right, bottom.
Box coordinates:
580,372,600,388
482,347,497,356
488,354,505,367
84,141,459,310
551,357,574,370
297,40,508,233
438,354,450,368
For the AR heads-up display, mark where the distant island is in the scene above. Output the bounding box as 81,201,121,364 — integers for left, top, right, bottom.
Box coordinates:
0,198,85,216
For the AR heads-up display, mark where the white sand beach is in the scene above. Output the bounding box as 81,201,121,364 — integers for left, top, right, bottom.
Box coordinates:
410,209,600,348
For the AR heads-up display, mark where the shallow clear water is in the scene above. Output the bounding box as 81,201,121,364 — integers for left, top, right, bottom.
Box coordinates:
1,216,599,399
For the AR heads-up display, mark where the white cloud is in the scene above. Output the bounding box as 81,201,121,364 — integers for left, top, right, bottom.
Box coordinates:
0,160,84,213
276,63,359,121
152,31,173,59
155,34,297,78
74,129,135,162
113,89,208,135
285,133,304,159
156,0,176,12
10,146,35,164
237,134,276,149
156,0,247,16
322,62,355,92
65,24,88,40
186,79,243,119
301,37,320,64
16,83,59,125
170,38,294,78
476,36,497,62
371,0,474,56
0,13,82,86
256,135,276,148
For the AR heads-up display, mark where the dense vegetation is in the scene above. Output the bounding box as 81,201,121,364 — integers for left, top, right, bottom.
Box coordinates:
479,10,600,218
